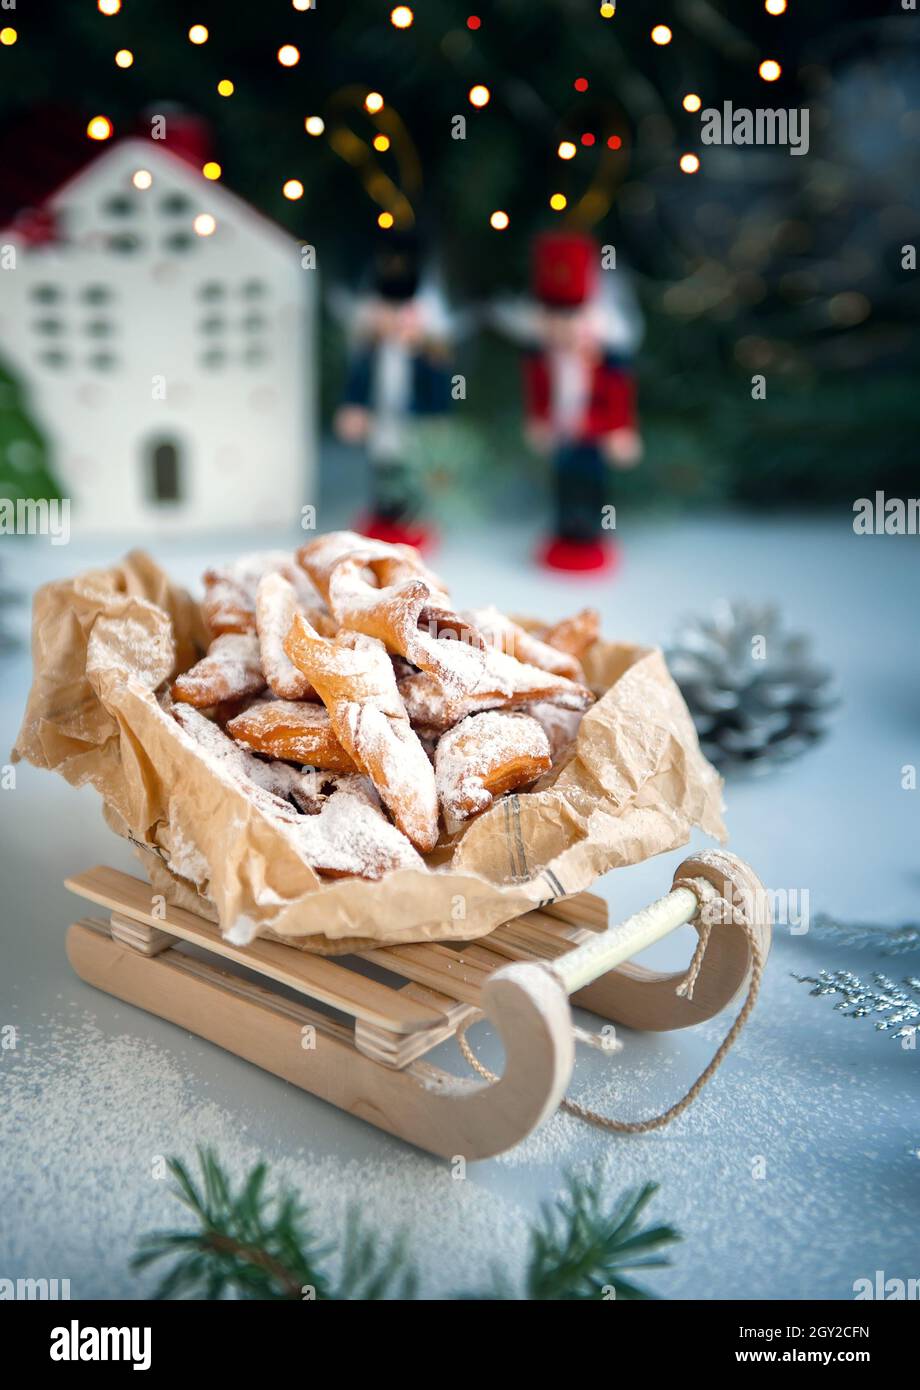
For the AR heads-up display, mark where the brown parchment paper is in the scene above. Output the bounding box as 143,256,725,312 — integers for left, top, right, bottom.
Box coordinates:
13,551,725,952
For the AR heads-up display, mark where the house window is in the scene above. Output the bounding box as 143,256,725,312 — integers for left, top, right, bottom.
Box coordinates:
147,438,183,505
161,193,192,216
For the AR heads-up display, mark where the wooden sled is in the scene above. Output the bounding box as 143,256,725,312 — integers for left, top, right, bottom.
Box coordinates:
64,851,771,1161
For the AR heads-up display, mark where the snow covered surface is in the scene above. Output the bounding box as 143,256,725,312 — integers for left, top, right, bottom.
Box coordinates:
2,501,918,1299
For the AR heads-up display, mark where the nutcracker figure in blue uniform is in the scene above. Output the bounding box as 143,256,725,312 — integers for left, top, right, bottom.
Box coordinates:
523,231,642,573
334,230,453,550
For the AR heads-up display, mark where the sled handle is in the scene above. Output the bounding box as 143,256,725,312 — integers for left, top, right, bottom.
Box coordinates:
484,851,772,1035
552,883,701,995
551,849,770,996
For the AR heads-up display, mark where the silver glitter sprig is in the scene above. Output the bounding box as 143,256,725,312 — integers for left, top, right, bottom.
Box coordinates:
793,969,920,1042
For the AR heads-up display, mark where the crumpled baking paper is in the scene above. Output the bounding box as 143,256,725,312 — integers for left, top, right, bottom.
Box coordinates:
13,551,725,952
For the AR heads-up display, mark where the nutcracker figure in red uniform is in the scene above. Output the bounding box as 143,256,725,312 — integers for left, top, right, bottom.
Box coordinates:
523,231,642,572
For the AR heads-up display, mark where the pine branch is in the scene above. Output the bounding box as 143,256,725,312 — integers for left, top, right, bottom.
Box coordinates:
523,1172,680,1301
135,1152,679,1301
793,970,920,1042
133,1148,413,1300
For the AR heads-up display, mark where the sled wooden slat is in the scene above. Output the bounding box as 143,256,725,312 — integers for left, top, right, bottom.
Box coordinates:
65,866,449,1035
63,852,772,1159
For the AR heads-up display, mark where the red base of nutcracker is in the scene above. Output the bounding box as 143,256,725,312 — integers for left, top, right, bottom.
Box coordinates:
537,535,619,575
354,514,438,553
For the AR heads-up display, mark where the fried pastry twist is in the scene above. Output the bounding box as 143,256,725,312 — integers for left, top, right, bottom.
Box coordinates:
285,613,440,852
171,633,267,708
226,699,358,774
435,712,551,824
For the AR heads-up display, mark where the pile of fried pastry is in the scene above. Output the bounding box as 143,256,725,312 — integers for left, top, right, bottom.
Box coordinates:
167,532,599,880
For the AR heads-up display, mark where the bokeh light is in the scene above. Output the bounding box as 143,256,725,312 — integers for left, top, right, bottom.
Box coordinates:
607,134,622,150
683,93,702,113
1,27,18,45
490,210,509,230
86,115,113,141
680,153,700,174
278,45,300,66
283,179,304,200
373,134,391,151
467,16,481,30
218,79,235,97
390,6,414,28
98,0,121,13
365,91,384,113
193,213,217,236
759,59,782,81
132,170,153,190
115,49,133,68
378,211,395,229
550,193,567,211
600,3,616,18
651,25,672,45
581,133,596,146
558,140,577,160
765,0,787,12
469,84,490,107
202,162,222,181
574,77,589,92
305,115,325,136
188,24,208,44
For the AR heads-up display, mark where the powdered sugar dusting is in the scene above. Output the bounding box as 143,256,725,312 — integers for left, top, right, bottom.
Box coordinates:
171,704,420,879
400,648,593,734
203,551,316,637
256,572,315,701
435,711,551,823
172,633,266,707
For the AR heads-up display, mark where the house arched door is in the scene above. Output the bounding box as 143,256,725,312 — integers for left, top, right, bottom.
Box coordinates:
146,437,183,505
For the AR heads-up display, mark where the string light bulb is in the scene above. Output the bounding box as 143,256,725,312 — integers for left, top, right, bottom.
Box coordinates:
651,25,672,45
283,179,304,200
202,162,222,181
305,115,325,136
390,6,414,27
759,59,782,81
683,93,702,113
373,134,391,151
115,49,133,68
132,170,153,190
378,211,395,229
600,2,616,16
365,91,384,113
98,0,121,13
193,213,217,236
218,79,235,97
490,210,509,230
549,193,567,211
86,115,113,141
557,140,577,160
466,14,481,29
765,0,787,12
278,45,300,66
0,27,17,45
679,153,700,174
188,25,208,45
469,84,490,108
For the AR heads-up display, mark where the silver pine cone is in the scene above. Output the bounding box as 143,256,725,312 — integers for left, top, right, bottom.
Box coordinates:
666,600,838,773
